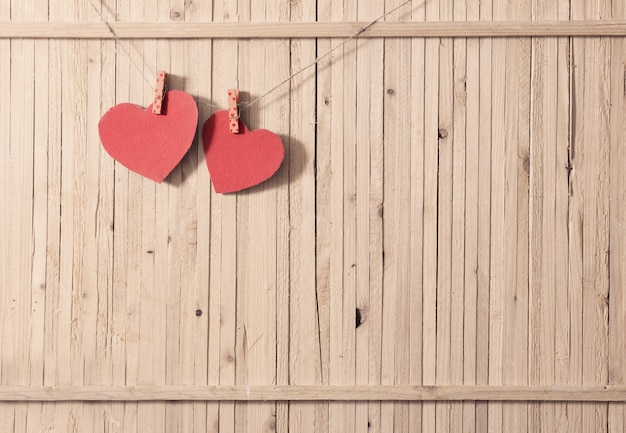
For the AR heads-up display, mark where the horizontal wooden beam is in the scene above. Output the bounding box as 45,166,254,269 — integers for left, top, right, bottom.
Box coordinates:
1,385,626,402
2,21,626,39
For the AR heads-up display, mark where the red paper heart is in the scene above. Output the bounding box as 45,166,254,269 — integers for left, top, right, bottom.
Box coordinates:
98,90,198,183
203,110,285,193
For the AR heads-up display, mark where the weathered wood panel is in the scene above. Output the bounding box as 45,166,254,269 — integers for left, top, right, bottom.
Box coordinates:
2,0,626,431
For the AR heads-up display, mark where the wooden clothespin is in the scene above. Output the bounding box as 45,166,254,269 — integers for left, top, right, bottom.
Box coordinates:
152,71,167,115
228,89,240,133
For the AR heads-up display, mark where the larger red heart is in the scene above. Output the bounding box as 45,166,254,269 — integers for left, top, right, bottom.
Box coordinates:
98,90,198,183
203,110,285,193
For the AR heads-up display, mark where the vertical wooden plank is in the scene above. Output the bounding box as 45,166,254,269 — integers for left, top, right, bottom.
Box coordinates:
205,178,222,433
551,4,573,433
164,4,189,433
166,7,184,433
13,403,26,433
119,0,144,396
97,16,117,433
238,2,288,433
95,11,117,391
422,0,439,431
568,3,585,433
530,1,572,432
63,25,100,433
409,0,426,431
47,0,74,431
205,100,228,433
609,3,626,433
40,6,65,432
554,14,572,433
4,0,35,391
588,27,611,431
77,0,94,429
0,0,9,408
171,0,195,409
189,5,217,433
168,2,206,431
475,1,493,433
317,2,343,418
188,2,213,432
489,1,528,432
30,0,49,395
436,0,454,432
155,2,173,432
210,2,237,431
382,0,413,431
464,0,481,431
202,47,221,433
318,0,356,431
68,0,89,391
81,3,112,432
488,0,507,432
82,8,101,390
234,47,252,432
571,1,611,433
502,2,531,432
109,0,139,429
62,0,89,430
357,1,377,427
0,406,14,433
8,0,35,430
316,0,333,431
451,2,467,433
0,0,8,18
102,2,138,432
529,15,554,433
136,2,159,433
136,0,165,429
28,0,49,428
288,0,324,432
275,28,290,433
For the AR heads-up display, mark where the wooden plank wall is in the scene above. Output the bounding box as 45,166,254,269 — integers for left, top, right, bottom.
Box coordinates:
1,0,626,431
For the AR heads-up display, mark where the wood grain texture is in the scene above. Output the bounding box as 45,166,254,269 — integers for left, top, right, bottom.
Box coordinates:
1,385,626,401
7,20,626,38
383,1,413,431
463,0,480,432
571,2,612,433
210,4,237,433
287,0,324,429
610,4,626,433
3,0,626,431
421,2,440,433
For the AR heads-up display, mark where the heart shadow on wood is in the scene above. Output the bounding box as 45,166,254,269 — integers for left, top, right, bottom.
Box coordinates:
238,92,308,193
234,132,308,196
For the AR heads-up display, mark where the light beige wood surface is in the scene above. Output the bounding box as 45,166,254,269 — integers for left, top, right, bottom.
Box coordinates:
7,20,626,38
1,385,625,401
3,0,626,431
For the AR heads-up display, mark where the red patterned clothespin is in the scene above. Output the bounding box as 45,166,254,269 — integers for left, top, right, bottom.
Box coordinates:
152,71,167,115
228,89,240,133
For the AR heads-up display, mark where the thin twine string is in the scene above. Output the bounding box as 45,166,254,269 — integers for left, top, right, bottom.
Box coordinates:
88,0,154,91
240,0,413,111
88,0,413,112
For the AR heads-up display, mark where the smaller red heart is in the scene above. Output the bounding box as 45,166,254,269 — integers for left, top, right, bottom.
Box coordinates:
203,111,284,193
98,90,198,183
